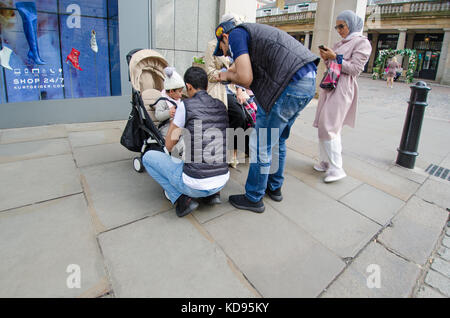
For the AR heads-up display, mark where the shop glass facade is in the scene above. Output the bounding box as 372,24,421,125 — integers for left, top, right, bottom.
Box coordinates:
0,0,121,104
413,33,443,80
377,34,399,50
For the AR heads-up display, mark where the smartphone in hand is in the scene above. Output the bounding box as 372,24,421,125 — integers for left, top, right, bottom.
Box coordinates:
319,45,327,51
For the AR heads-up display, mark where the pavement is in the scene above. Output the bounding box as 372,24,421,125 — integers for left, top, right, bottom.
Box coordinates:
0,77,449,298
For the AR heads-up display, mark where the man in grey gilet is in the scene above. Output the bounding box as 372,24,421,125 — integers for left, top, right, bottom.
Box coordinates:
143,67,229,218
214,21,319,213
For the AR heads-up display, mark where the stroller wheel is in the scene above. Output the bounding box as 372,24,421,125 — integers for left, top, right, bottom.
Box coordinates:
133,157,145,173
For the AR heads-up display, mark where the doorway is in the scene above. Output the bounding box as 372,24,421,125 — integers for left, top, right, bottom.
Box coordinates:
413,33,443,81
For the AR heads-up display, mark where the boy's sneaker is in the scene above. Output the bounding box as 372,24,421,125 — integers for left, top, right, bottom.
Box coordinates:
164,190,171,202
175,194,199,217
265,187,283,202
203,192,222,205
229,194,265,213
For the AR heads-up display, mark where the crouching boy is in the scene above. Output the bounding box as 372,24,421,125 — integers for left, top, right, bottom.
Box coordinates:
142,67,230,217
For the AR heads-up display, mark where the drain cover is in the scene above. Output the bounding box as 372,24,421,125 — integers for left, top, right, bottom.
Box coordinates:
426,164,450,180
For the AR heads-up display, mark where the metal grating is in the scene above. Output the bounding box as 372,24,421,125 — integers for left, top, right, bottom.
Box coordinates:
426,164,450,180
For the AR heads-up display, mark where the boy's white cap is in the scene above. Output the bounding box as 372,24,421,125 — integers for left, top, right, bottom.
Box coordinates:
164,67,185,90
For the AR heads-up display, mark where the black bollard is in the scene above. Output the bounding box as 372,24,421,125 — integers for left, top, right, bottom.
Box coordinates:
396,81,431,169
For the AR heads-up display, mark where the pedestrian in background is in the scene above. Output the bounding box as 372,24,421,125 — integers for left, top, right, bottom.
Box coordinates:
314,10,372,183
386,57,400,88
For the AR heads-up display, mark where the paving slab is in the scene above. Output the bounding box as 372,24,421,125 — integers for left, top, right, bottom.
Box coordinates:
285,133,318,159
98,211,256,298
266,174,381,258
342,154,421,202
378,196,448,266
429,173,450,186
204,205,345,297
339,184,405,226
415,123,450,166
289,107,320,144
284,150,362,200
414,152,448,172
343,138,397,171
345,115,402,142
443,236,450,248
322,242,421,298
416,178,450,210
68,129,123,148
192,178,242,224
288,126,421,202
345,120,433,171
389,165,429,185
439,153,450,170
0,195,107,297
80,160,172,231
438,247,450,261
425,270,450,297
0,154,82,212
0,124,68,144
65,120,126,132
72,143,134,168
0,139,71,164
415,285,446,298
430,257,450,277
229,161,250,186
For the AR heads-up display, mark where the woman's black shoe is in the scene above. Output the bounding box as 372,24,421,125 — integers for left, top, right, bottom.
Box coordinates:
229,194,265,213
265,187,283,202
176,194,199,217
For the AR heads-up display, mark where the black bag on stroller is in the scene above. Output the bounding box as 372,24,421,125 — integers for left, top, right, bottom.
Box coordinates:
121,105,144,153
120,95,167,154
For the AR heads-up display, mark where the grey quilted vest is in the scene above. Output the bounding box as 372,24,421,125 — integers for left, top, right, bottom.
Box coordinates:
183,90,229,179
236,23,320,113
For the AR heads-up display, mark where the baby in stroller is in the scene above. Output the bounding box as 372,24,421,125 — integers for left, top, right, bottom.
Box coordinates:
122,49,187,172
154,67,185,158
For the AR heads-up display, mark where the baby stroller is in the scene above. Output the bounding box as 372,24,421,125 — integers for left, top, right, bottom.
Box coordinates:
120,49,176,172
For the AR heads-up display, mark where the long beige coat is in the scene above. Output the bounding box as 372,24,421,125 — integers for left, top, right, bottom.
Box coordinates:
204,40,237,108
314,35,372,140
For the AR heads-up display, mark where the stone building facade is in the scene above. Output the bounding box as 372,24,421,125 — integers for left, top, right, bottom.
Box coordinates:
257,0,450,84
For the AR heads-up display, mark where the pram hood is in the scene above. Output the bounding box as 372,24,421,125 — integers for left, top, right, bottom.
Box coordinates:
129,49,169,93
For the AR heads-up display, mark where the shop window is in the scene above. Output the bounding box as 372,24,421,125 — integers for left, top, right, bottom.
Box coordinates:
413,33,443,80
377,34,398,50
0,0,121,104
